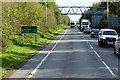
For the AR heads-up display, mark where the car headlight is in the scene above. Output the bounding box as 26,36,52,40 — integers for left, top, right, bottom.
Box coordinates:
91,32,94,34
116,37,118,40
102,37,106,39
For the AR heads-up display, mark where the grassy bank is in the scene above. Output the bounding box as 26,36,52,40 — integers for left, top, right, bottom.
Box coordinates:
1,2,70,77
2,27,64,77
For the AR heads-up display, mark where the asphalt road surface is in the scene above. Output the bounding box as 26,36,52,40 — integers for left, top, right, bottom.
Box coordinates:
4,27,120,80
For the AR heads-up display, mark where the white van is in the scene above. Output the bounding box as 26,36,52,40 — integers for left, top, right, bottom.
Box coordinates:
81,19,90,31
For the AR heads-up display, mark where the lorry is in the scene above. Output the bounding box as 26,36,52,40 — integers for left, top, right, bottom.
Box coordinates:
80,19,90,32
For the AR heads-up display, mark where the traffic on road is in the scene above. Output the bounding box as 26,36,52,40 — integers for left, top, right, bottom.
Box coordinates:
77,23,120,56
2,1,120,80
3,26,119,79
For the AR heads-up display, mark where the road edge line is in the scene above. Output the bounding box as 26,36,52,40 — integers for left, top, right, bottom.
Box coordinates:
27,30,68,79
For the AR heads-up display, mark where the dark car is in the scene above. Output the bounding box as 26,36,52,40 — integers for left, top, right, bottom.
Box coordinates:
77,24,80,28
114,37,120,55
84,28,91,34
71,25,75,28
71,22,75,28
90,29,99,38
78,26,84,32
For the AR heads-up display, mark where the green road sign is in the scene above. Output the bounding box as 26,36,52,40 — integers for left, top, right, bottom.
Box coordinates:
21,26,37,33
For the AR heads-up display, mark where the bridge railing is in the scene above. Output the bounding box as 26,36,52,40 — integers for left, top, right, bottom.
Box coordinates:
58,6,106,15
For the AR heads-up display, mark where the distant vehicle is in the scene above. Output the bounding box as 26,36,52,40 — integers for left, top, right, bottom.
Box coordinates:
84,28,91,34
76,24,80,28
76,24,81,30
90,29,99,38
71,21,75,28
78,26,83,32
76,21,80,27
81,19,90,31
98,29,118,47
114,37,120,55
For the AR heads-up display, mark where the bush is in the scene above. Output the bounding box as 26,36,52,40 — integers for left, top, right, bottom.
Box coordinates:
2,2,70,49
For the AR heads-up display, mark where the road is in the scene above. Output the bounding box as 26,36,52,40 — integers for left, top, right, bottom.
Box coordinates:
4,27,120,80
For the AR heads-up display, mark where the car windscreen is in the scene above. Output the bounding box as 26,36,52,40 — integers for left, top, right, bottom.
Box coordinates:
87,28,91,30
103,31,117,35
82,22,88,25
71,23,75,25
92,30,99,33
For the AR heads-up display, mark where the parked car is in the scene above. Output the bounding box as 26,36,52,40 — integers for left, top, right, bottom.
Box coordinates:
90,29,99,38
84,28,91,34
98,29,118,47
114,37,120,55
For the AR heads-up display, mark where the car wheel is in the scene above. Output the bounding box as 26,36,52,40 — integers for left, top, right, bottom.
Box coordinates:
100,42,103,47
98,40,101,46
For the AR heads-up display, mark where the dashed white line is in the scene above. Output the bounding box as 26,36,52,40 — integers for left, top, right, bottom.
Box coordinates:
90,44,94,49
27,30,68,79
102,61,115,76
93,50,100,58
86,40,116,76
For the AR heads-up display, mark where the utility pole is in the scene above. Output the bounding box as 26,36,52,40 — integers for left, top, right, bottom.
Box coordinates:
107,0,109,20
107,0,109,28
45,0,47,25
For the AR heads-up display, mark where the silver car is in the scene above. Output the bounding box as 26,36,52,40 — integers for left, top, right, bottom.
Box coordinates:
114,37,120,55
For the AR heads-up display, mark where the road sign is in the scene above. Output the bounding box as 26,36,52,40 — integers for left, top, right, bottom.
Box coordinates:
21,26,37,33
21,26,37,46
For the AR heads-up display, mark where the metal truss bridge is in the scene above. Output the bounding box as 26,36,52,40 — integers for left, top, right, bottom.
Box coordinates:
58,6,106,15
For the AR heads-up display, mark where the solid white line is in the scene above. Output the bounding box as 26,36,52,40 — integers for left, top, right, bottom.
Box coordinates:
27,30,68,79
102,61,115,76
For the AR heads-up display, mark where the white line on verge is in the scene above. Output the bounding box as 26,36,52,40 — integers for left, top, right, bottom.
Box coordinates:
27,30,68,79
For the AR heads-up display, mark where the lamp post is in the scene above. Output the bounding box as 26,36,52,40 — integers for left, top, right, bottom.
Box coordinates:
107,0,109,28
107,0,109,20
45,0,47,25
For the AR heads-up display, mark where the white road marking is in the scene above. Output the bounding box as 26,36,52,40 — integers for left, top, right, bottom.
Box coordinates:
93,50,100,58
90,44,94,49
27,30,68,79
82,34,116,77
102,61,115,76
88,42,116,76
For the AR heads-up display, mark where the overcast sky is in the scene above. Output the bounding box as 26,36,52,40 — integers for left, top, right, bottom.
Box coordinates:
54,0,102,22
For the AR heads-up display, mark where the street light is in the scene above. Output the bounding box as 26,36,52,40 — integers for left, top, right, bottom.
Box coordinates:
45,0,47,25
107,0,109,20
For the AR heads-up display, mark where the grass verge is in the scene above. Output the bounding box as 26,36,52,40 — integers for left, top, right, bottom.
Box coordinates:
1,27,64,77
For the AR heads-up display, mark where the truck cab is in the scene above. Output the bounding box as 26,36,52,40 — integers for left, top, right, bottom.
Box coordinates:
80,19,90,31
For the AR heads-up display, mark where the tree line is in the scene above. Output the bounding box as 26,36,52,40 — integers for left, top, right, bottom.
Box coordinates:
2,2,70,49
79,2,120,31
